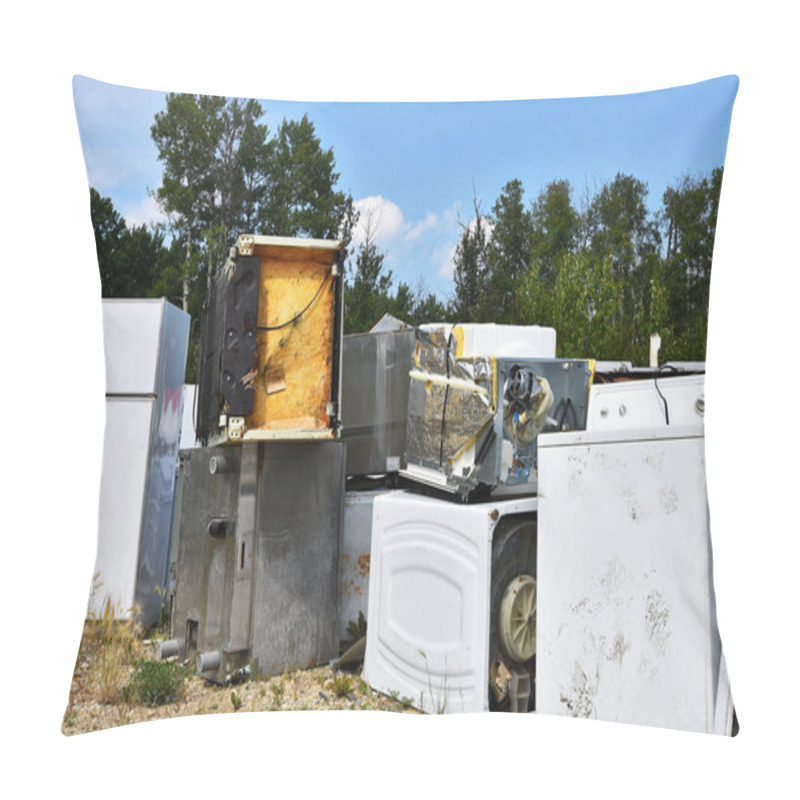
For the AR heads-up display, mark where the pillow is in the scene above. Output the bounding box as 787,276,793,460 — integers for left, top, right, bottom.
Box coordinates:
66,74,738,736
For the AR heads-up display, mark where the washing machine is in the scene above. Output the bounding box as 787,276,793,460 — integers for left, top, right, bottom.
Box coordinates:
362,491,538,714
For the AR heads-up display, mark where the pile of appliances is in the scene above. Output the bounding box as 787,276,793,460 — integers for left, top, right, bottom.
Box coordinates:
140,232,734,733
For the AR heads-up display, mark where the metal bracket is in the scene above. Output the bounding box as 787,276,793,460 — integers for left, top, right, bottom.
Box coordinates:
237,234,255,256
228,416,246,440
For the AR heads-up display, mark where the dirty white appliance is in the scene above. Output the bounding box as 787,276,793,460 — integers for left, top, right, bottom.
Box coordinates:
91,299,190,625
339,488,401,647
536,374,736,734
362,491,538,714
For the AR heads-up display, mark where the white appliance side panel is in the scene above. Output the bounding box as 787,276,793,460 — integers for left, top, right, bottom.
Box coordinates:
363,495,494,714
456,323,556,358
179,385,198,450
102,300,164,395
587,374,705,431
89,397,154,618
537,432,728,733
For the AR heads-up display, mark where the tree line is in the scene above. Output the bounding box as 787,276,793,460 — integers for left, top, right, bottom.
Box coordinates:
451,171,722,363
91,92,722,377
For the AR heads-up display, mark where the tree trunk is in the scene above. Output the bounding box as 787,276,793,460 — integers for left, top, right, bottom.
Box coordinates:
183,227,192,313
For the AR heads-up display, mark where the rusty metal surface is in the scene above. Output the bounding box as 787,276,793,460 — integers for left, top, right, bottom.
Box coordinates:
340,489,396,644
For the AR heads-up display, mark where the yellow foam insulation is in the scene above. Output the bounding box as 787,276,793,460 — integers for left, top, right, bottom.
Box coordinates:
245,244,337,433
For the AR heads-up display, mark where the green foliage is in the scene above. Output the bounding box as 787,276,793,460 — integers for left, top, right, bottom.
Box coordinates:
453,169,721,363
90,188,177,300
89,94,356,387
344,224,394,333
332,673,353,698
530,180,580,287
346,611,367,645
270,680,285,709
130,660,188,707
92,88,722,368
485,179,533,323
230,690,243,711
258,114,350,240
451,194,490,322
659,168,722,360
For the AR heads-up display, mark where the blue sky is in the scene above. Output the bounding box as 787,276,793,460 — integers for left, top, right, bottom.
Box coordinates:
73,74,737,303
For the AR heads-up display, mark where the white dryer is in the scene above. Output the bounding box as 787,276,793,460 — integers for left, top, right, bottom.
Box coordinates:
362,491,537,714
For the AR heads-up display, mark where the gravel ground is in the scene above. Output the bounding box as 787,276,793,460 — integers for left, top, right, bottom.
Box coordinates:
62,634,419,736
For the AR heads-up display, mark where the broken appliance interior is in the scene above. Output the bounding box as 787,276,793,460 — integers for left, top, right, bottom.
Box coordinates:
401,324,593,499
195,234,344,446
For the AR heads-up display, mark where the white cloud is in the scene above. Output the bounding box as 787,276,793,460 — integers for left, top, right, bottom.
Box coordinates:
406,212,439,242
437,241,458,279
124,194,169,229
352,195,407,247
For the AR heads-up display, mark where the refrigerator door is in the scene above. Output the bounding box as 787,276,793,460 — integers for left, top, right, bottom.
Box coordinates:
536,426,734,734
90,397,155,617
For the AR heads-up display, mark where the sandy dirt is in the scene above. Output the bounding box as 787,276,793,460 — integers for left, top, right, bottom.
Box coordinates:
62,631,419,736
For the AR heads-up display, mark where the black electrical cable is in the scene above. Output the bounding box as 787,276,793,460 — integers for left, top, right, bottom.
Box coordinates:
438,330,454,467
256,271,330,332
654,364,679,425
558,396,573,431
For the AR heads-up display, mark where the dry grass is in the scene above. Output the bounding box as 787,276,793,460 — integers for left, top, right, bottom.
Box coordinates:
79,578,145,705
63,578,420,735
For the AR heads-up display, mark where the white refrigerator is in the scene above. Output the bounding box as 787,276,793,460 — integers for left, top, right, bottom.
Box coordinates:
90,299,190,626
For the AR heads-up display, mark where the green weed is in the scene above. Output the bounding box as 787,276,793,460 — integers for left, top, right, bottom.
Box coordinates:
332,673,353,698
130,659,188,707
